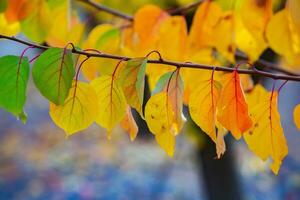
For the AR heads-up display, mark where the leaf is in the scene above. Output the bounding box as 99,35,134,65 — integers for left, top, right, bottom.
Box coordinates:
293,104,300,131
0,13,20,36
4,0,32,23
49,80,98,135
189,78,221,144
266,9,300,64
32,47,75,105
82,24,121,80
46,2,84,47
20,0,52,43
217,71,252,139
133,4,169,52
244,86,288,174
0,55,29,122
152,70,185,134
188,1,223,51
90,75,127,138
145,92,176,157
117,57,147,115
240,0,272,38
121,106,138,141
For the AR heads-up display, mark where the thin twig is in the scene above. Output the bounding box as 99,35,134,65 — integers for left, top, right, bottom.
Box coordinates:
76,0,134,21
1,34,300,82
168,1,202,15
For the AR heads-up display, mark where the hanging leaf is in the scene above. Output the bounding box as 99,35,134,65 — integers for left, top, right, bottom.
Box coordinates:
121,106,138,141
49,81,98,136
90,75,127,138
32,47,75,105
244,85,288,174
0,55,29,122
293,104,300,131
189,75,227,157
217,71,252,139
145,92,176,157
152,70,185,134
118,57,147,115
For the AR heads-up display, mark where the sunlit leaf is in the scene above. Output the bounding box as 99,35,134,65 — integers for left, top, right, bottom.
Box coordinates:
145,92,176,157
90,75,127,138
217,71,252,139
189,76,223,149
32,47,75,105
0,55,29,122
244,85,288,174
49,80,98,135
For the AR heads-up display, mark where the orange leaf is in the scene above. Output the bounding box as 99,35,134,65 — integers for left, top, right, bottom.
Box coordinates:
121,106,138,141
217,71,252,139
4,0,32,23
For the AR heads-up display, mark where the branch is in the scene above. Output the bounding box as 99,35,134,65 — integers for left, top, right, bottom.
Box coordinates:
1,34,300,82
76,0,134,21
168,1,202,15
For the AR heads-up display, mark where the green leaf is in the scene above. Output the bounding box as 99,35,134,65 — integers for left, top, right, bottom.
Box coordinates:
118,57,147,115
0,0,7,13
0,55,30,121
152,72,172,95
32,47,75,105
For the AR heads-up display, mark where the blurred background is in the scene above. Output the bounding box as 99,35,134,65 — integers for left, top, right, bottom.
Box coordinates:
1,0,300,200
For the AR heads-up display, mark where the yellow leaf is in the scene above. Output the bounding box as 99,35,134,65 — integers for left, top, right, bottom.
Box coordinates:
188,1,223,51
240,0,272,39
189,78,221,142
235,15,268,61
189,73,227,158
217,71,252,139
145,92,176,157
133,4,169,53
46,2,84,47
293,104,300,131
49,81,98,136
156,16,188,61
0,14,19,35
244,86,288,174
82,24,121,80
266,9,300,64
121,106,138,141
90,75,127,138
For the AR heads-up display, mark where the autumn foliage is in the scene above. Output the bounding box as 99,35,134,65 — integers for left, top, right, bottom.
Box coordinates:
0,0,300,174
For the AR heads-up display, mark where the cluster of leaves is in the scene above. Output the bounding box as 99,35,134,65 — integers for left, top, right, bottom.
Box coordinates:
1,0,300,175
